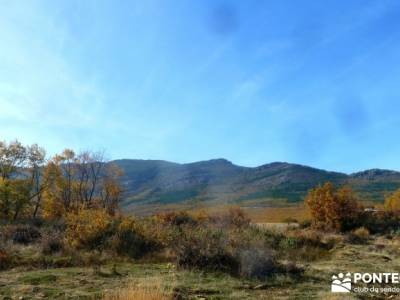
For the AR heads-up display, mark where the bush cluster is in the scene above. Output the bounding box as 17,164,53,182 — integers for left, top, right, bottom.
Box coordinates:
111,217,160,259
0,206,333,279
0,224,41,244
173,226,239,275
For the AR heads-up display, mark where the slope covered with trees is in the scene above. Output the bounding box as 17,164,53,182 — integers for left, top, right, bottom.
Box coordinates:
114,159,400,209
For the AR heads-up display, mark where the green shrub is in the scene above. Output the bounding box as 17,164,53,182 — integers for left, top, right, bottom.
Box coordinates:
278,237,298,249
260,228,334,262
287,230,327,249
262,230,286,249
111,217,160,259
360,211,400,234
238,248,278,278
174,226,239,275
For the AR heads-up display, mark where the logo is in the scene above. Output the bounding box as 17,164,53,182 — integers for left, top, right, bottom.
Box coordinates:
332,273,352,293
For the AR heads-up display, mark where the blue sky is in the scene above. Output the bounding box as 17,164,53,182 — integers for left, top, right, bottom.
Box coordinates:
1,0,400,173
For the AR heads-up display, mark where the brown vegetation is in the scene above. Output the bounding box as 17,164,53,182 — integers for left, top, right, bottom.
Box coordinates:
103,279,171,300
306,182,362,231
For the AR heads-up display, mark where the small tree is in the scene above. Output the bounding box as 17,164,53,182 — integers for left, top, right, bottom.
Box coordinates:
384,189,400,213
306,182,361,232
65,207,114,251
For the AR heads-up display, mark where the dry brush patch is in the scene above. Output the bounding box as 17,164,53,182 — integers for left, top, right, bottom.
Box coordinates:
103,277,172,300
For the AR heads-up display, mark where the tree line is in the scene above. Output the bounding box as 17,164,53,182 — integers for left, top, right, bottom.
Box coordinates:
0,140,122,222
306,182,400,233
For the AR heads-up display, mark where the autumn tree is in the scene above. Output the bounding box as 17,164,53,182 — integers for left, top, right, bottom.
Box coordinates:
306,182,362,232
384,189,400,213
99,163,123,215
27,144,47,218
0,140,122,221
0,140,27,180
42,159,66,219
0,141,48,220
74,151,106,207
42,149,123,219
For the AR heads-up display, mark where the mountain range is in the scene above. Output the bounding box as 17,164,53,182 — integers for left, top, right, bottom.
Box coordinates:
110,159,400,209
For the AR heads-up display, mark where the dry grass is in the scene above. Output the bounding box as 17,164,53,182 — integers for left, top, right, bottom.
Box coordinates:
103,277,171,300
243,205,310,222
188,204,310,223
103,287,169,300
126,202,311,223
254,222,299,232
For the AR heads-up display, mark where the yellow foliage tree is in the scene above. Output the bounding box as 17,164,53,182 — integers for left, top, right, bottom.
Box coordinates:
42,161,66,220
65,207,114,251
306,182,361,232
384,189,400,212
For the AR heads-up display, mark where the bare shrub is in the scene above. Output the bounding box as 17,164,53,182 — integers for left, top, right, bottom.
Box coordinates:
41,232,64,255
1,224,41,244
210,207,251,228
174,226,239,275
155,211,197,227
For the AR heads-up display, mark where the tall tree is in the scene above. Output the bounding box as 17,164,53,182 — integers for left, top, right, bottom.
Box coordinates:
27,144,47,218
0,140,27,179
42,149,123,219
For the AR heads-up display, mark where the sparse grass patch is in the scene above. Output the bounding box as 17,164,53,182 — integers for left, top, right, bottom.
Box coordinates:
20,273,58,285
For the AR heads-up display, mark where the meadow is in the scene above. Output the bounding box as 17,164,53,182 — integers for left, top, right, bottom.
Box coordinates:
1,211,400,299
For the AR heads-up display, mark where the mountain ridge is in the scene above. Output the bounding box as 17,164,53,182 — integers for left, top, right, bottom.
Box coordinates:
110,159,400,208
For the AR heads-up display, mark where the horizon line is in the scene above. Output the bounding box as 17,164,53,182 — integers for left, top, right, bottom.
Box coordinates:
111,157,400,176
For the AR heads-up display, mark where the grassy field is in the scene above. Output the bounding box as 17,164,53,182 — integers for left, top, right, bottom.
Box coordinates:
1,232,399,299
128,202,311,223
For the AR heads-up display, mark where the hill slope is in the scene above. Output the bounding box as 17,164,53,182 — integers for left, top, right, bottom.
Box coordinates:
110,159,400,209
